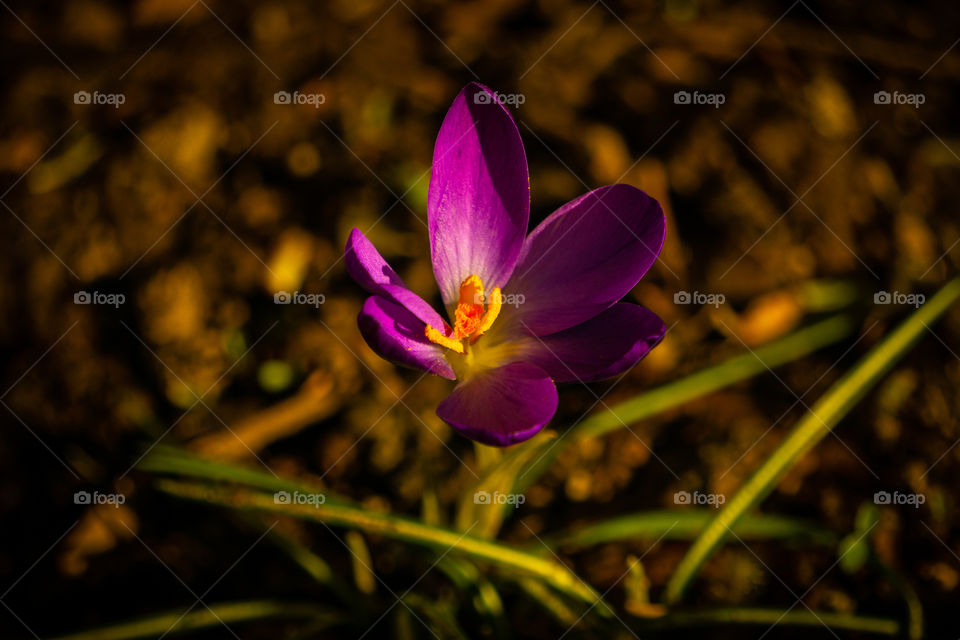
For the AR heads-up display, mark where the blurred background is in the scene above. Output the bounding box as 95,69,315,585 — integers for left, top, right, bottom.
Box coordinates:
2,0,960,637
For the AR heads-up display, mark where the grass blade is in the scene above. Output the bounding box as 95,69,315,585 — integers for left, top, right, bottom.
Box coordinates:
437,557,511,638
517,314,856,491
138,445,310,494
574,313,856,441
640,608,898,635
155,479,609,610
546,510,835,549
48,601,334,640
665,276,960,603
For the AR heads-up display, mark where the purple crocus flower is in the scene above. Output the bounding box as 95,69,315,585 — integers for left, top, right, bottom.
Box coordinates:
345,83,666,446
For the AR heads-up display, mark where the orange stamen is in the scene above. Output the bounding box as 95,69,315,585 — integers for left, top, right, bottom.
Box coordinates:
424,275,505,353
453,275,485,339
425,324,464,353
470,287,501,343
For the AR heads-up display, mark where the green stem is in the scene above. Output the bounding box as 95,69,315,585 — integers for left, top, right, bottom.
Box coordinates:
665,277,960,603
473,441,503,472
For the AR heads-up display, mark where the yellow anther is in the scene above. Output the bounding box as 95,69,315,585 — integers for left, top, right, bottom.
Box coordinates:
425,324,464,354
471,287,501,343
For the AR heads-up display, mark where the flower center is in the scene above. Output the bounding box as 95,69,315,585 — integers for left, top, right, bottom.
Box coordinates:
424,274,501,354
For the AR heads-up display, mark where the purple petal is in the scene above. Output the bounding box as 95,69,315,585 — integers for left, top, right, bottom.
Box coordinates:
345,228,447,330
428,83,530,307
358,296,455,380
524,304,665,382
505,185,665,335
436,362,557,446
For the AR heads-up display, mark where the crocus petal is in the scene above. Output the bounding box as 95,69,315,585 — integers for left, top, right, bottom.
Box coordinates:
345,228,448,330
506,184,665,336
436,362,556,446
358,296,455,380
428,83,530,307
524,303,665,383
